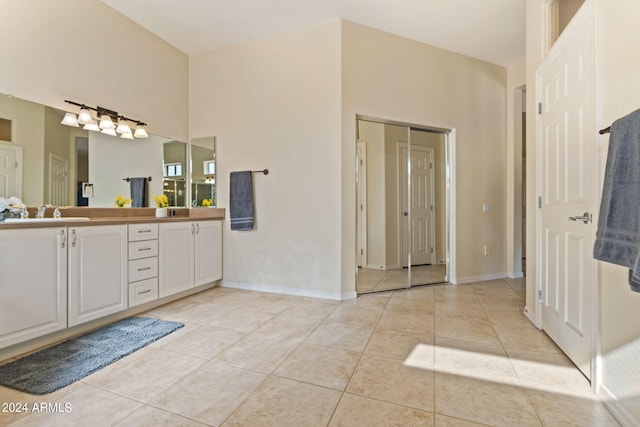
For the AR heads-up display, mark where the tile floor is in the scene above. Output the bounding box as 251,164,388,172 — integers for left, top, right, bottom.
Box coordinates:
0,279,621,426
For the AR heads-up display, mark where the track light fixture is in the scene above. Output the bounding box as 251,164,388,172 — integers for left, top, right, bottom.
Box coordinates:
60,100,148,139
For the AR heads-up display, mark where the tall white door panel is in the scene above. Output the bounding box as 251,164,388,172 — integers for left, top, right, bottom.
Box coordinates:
0,143,22,198
537,4,596,379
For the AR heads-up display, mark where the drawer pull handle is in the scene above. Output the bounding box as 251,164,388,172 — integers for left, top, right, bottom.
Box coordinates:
138,289,152,295
137,267,152,272
138,229,152,233
138,247,152,251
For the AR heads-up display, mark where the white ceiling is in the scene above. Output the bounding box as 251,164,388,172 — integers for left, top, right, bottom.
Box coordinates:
101,0,525,67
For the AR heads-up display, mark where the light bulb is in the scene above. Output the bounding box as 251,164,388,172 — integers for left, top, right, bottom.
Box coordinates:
116,120,131,134
134,124,148,138
61,112,79,127
99,114,115,130
83,119,100,132
78,108,92,125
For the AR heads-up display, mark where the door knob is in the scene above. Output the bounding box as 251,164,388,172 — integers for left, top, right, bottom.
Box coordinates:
568,212,592,224
403,212,408,217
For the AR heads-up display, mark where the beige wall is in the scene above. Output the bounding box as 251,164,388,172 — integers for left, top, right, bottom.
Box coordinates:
190,20,344,299
89,133,164,207
0,0,188,141
341,20,508,286
598,0,640,421
527,0,640,423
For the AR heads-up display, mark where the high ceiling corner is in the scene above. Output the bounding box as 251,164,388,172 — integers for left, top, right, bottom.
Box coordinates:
101,0,525,66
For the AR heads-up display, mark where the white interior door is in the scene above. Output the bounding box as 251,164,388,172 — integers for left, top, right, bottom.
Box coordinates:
49,153,69,206
401,144,436,267
537,4,596,379
0,143,22,198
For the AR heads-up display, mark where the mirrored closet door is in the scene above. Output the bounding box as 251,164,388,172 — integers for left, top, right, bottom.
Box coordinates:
355,118,448,294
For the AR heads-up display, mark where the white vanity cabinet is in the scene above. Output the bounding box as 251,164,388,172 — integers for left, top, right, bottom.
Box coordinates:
0,227,67,348
128,223,159,307
68,225,128,327
159,220,222,298
194,220,222,286
159,222,195,297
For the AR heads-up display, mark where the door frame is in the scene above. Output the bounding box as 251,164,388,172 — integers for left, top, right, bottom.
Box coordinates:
355,114,455,286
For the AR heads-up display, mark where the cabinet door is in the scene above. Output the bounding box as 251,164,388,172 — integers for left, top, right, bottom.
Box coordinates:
68,225,127,327
194,220,222,286
0,227,67,349
159,222,194,297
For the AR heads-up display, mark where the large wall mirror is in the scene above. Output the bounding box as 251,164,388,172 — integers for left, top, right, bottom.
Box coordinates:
190,137,216,207
0,93,213,209
355,118,449,294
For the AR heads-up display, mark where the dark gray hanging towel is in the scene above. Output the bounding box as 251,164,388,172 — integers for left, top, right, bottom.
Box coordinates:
594,108,640,293
230,171,254,231
129,177,148,207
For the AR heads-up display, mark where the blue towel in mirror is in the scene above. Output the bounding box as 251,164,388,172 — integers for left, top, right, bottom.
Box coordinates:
230,171,254,231
129,177,148,208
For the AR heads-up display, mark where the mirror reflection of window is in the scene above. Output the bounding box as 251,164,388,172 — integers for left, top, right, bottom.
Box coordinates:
164,162,182,177
203,160,215,175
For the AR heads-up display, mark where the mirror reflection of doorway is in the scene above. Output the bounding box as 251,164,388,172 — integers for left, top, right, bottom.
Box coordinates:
356,118,449,294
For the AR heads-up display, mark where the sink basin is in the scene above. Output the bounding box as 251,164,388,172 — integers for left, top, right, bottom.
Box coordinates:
4,217,91,223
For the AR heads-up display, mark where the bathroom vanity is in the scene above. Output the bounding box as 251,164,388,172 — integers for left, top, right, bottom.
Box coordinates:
0,209,223,359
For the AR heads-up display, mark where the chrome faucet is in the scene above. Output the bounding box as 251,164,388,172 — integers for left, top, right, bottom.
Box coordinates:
36,204,61,219
35,204,51,218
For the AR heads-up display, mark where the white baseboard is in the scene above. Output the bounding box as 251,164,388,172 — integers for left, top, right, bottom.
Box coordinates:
453,272,508,285
599,384,640,427
507,272,524,279
221,280,355,301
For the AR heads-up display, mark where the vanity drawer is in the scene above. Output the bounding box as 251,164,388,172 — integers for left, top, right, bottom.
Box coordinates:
129,278,158,307
128,223,158,241
128,257,158,282
129,240,159,260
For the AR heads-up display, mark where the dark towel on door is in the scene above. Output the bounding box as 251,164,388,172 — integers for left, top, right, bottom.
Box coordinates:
593,108,640,293
129,177,148,208
230,171,254,231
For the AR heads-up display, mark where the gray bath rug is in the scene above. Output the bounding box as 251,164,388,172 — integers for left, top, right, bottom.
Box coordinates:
0,317,184,395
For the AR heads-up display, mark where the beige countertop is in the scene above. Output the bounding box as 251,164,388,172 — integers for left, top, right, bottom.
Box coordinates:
0,207,225,229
